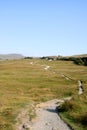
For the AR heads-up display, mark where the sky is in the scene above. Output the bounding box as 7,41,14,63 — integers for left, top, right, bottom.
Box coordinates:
0,0,87,57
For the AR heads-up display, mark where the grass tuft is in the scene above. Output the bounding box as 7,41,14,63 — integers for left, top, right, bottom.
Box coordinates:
77,112,87,126
58,99,78,112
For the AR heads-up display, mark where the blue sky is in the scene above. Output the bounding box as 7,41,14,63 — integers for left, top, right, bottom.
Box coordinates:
0,0,87,56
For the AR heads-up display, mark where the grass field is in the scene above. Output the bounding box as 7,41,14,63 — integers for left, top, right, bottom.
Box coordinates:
0,59,87,130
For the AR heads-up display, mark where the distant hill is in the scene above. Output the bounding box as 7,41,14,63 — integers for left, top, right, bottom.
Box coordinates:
72,54,87,58
40,54,87,66
58,54,87,66
0,54,24,60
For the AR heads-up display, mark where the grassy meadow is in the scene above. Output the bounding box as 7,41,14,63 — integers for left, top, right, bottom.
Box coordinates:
0,59,87,130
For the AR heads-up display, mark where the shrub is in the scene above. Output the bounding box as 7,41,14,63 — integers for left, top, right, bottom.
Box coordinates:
24,57,33,59
73,57,87,66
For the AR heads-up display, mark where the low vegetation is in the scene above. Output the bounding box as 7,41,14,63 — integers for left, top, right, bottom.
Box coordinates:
58,94,87,130
0,58,87,129
60,57,87,66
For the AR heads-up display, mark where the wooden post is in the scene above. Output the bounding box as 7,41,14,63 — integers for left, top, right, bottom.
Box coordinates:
78,80,83,95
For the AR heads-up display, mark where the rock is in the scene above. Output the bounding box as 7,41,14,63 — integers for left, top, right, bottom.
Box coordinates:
22,123,30,130
52,127,59,130
45,122,49,125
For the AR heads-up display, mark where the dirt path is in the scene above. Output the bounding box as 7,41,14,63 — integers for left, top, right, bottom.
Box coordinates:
29,99,71,130
16,99,71,130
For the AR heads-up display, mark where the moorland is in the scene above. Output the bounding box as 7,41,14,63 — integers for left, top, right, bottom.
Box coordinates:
0,57,87,130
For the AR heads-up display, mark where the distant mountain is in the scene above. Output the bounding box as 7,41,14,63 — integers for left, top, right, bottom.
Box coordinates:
0,54,24,60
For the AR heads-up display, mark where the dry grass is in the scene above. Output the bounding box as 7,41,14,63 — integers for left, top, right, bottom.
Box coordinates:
0,59,87,129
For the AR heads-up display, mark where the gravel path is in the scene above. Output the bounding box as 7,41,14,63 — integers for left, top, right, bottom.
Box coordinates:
29,99,71,130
